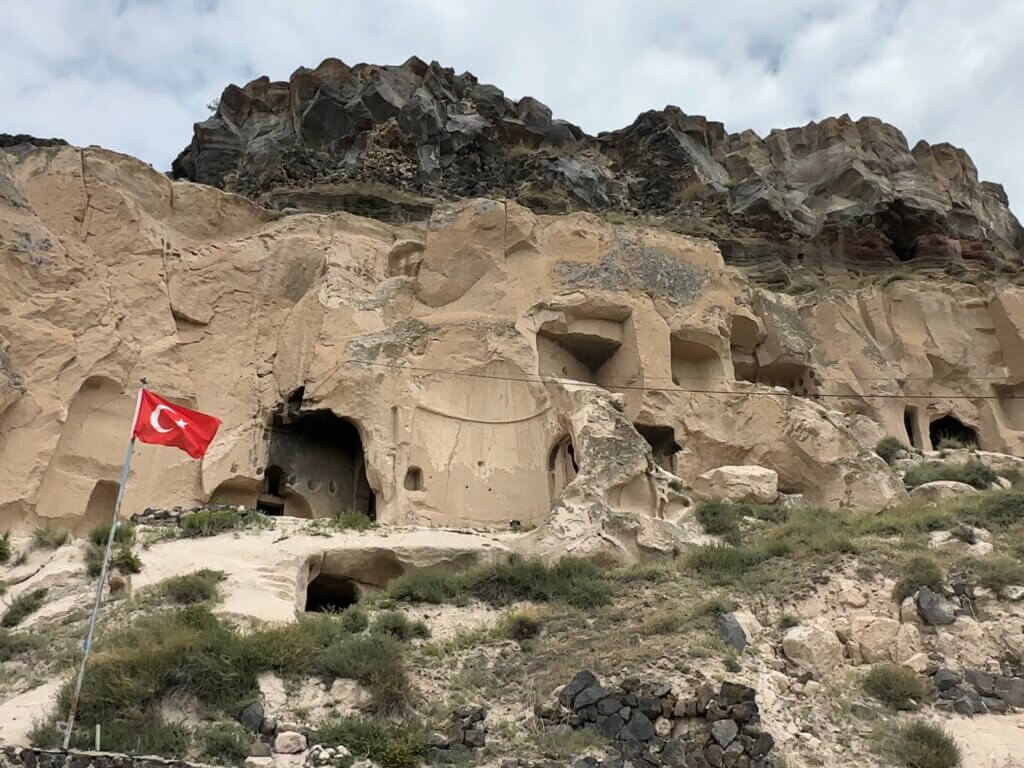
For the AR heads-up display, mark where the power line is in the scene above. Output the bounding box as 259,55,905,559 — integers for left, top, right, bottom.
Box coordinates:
344,359,1024,401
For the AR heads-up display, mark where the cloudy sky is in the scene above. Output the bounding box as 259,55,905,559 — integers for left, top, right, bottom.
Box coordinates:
4,0,1022,211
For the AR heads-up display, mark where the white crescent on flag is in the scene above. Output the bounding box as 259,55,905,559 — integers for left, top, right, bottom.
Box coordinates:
150,404,177,434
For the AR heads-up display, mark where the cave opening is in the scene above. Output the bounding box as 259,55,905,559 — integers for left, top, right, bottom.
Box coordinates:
269,409,375,520
304,573,360,613
634,424,682,472
548,435,579,501
904,406,921,449
929,414,978,450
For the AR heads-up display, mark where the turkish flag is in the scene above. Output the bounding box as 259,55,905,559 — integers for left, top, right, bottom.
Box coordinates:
132,389,222,459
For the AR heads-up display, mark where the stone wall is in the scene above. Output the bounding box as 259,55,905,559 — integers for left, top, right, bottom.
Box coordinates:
537,672,777,768
0,747,214,768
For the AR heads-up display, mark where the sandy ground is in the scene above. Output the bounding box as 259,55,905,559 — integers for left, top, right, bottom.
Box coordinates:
0,679,63,746
936,712,1024,768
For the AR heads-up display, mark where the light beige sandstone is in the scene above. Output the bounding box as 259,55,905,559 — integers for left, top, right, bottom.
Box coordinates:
910,480,979,501
781,625,844,674
691,465,779,503
5,143,1024,548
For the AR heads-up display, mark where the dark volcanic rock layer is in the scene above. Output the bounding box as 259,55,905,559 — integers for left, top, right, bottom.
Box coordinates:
171,56,1024,287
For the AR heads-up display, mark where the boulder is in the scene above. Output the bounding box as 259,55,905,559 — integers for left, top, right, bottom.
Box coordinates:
692,465,779,503
910,481,978,501
274,731,307,754
782,625,844,673
239,701,265,732
850,615,901,664
716,613,748,651
917,586,957,626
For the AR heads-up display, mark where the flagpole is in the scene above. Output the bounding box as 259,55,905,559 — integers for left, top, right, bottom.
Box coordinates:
62,381,146,751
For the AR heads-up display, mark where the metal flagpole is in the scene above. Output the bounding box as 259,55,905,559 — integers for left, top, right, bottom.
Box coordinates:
62,381,146,751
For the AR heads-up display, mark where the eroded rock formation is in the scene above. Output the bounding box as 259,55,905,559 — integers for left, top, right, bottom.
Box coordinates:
5,60,1024,561
172,57,1024,290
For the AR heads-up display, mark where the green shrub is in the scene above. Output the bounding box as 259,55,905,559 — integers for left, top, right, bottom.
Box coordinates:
876,721,960,768
876,436,906,464
180,508,246,537
893,556,945,602
338,605,369,633
0,628,37,661
83,544,102,577
89,521,136,547
311,717,427,768
777,614,801,630
388,555,613,609
466,555,612,609
863,664,927,710
317,635,410,714
959,490,1024,529
199,723,250,766
643,610,685,635
334,510,375,531
32,526,68,550
1,588,48,627
904,460,997,490
30,715,192,755
386,568,464,604
502,610,543,641
111,546,143,574
159,569,226,604
936,436,967,450
684,545,759,585
0,531,10,563
957,556,1024,593
370,611,430,641
696,501,742,538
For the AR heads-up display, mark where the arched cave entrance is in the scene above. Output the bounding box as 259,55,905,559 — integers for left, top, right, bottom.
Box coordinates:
548,435,579,501
268,409,375,520
305,573,360,612
929,414,978,450
634,424,682,472
79,480,119,534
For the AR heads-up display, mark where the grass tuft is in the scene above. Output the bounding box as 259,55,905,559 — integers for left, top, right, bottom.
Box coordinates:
875,436,905,465
904,460,997,490
338,604,370,633
957,556,1024,594
893,556,945,602
159,569,226,604
387,555,612,609
863,663,927,710
89,521,136,547
370,610,430,641
334,510,375,531
1,588,48,627
32,526,68,550
316,635,411,714
311,717,427,768
0,628,38,661
874,720,960,768
199,723,250,766
179,508,269,538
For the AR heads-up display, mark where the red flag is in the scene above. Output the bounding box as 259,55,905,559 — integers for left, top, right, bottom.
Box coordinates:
132,389,222,459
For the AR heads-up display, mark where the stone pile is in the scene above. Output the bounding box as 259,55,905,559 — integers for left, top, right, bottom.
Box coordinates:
131,504,250,526
426,705,488,763
537,671,777,768
932,668,1024,716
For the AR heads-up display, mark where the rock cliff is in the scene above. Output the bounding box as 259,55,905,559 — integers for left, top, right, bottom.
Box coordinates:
172,57,1023,290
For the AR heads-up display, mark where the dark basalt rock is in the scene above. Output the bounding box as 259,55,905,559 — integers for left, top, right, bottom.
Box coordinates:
169,58,1024,289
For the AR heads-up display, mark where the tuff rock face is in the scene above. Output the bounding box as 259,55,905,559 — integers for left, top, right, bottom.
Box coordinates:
5,61,1024,561
172,57,1024,290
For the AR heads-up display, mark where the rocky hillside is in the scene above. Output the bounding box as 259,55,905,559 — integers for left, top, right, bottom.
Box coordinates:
171,57,1024,288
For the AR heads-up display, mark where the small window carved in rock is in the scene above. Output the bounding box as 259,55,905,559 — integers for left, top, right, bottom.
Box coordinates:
404,466,424,491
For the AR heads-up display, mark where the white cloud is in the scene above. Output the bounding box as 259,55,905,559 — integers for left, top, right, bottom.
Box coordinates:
3,0,1022,213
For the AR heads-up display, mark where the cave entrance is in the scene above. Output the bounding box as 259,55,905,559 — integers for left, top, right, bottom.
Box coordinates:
929,414,978,450
80,480,119,533
733,359,820,398
269,409,375,520
904,406,921,449
634,424,682,472
305,573,360,613
548,435,579,501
